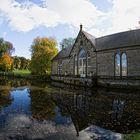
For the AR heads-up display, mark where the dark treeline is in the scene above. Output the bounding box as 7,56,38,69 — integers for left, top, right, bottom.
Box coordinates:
12,56,30,70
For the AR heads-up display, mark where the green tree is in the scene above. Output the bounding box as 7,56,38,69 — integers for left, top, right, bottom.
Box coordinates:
60,37,75,50
0,38,15,71
30,37,58,75
0,38,15,56
13,56,21,69
13,56,30,70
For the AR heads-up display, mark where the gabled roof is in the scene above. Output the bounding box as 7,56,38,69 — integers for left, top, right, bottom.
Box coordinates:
82,31,96,46
69,30,96,56
52,45,73,61
96,29,140,51
52,30,96,61
52,26,140,61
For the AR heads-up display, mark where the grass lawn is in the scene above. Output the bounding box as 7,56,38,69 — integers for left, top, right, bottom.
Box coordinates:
124,133,140,140
13,69,31,76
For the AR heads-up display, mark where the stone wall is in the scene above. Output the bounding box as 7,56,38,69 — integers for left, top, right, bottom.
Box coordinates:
69,32,96,76
97,46,140,77
97,50,114,76
52,31,97,76
127,47,140,76
51,58,70,75
51,61,58,75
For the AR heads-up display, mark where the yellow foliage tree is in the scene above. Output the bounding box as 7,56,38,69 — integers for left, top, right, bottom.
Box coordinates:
30,37,58,75
0,53,13,71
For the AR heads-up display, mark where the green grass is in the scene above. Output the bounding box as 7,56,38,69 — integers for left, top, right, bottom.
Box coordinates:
13,69,31,76
124,132,140,140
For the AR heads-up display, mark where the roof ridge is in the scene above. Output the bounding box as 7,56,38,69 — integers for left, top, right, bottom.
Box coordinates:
52,45,73,60
96,28,140,40
82,30,95,38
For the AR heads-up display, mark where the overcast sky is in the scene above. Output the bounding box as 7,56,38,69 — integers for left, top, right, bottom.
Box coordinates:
0,0,140,58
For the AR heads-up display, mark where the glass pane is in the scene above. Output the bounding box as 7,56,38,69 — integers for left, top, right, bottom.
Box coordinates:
78,49,86,77
74,55,77,75
88,58,90,67
79,49,86,58
115,54,120,76
83,58,86,66
122,53,127,76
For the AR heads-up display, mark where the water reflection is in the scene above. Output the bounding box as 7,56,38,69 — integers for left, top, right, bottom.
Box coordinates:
30,90,56,120
0,79,140,139
0,88,12,128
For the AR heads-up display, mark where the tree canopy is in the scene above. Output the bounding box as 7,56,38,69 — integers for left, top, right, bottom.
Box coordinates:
30,37,58,75
60,37,75,50
0,38,14,72
12,56,30,70
0,38,15,56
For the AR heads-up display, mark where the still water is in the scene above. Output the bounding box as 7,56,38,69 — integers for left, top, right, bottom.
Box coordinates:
0,78,140,140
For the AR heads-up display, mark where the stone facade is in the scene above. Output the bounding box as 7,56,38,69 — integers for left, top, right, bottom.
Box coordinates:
52,26,97,77
97,45,140,77
51,26,140,88
68,31,96,76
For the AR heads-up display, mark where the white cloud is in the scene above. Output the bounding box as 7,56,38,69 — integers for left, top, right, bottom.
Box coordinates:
103,0,140,35
42,0,105,28
0,0,104,32
0,0,140,37
0,0,60,32
0,114,77,139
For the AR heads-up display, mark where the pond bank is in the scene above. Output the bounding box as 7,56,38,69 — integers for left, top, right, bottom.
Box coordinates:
51,75,140,89
0,72,51,82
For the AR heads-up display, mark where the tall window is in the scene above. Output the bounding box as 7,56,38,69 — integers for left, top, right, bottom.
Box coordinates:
115,52,128,77
87,52,91,76
121,53,127,76
78,49,86,77
115,53,120,76
58,63,62,75
74,55,77,75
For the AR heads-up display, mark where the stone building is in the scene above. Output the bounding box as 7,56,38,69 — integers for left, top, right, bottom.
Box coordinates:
51,25,140,88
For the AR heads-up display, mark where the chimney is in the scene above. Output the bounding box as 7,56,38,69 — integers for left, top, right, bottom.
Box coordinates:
80,24,83,31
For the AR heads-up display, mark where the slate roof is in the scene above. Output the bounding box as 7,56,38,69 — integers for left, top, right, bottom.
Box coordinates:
52,28,140,61
52,45,73,60
96,29,140,51
82,31,96,46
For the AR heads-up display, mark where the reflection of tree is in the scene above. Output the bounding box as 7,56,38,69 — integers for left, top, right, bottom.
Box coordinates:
0,89,12,110
29,90,56,120
0,78,30,87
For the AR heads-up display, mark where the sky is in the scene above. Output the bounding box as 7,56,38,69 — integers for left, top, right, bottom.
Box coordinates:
0,0,140,59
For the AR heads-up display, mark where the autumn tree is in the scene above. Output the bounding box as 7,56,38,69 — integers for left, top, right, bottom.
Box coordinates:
0,53,13,71
30,37,58,75
0,38,15,72
60,37,75,50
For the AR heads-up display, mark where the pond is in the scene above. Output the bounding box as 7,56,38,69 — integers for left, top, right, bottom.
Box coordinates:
0,78,140,140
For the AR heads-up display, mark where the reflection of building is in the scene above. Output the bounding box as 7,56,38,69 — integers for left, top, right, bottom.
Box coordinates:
52,88,140,134
51,25,140,88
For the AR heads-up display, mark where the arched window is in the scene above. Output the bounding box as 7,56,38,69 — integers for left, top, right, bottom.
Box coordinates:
115,53,120,76
78,49,86,77
121,53,127,76
74,55,77,75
